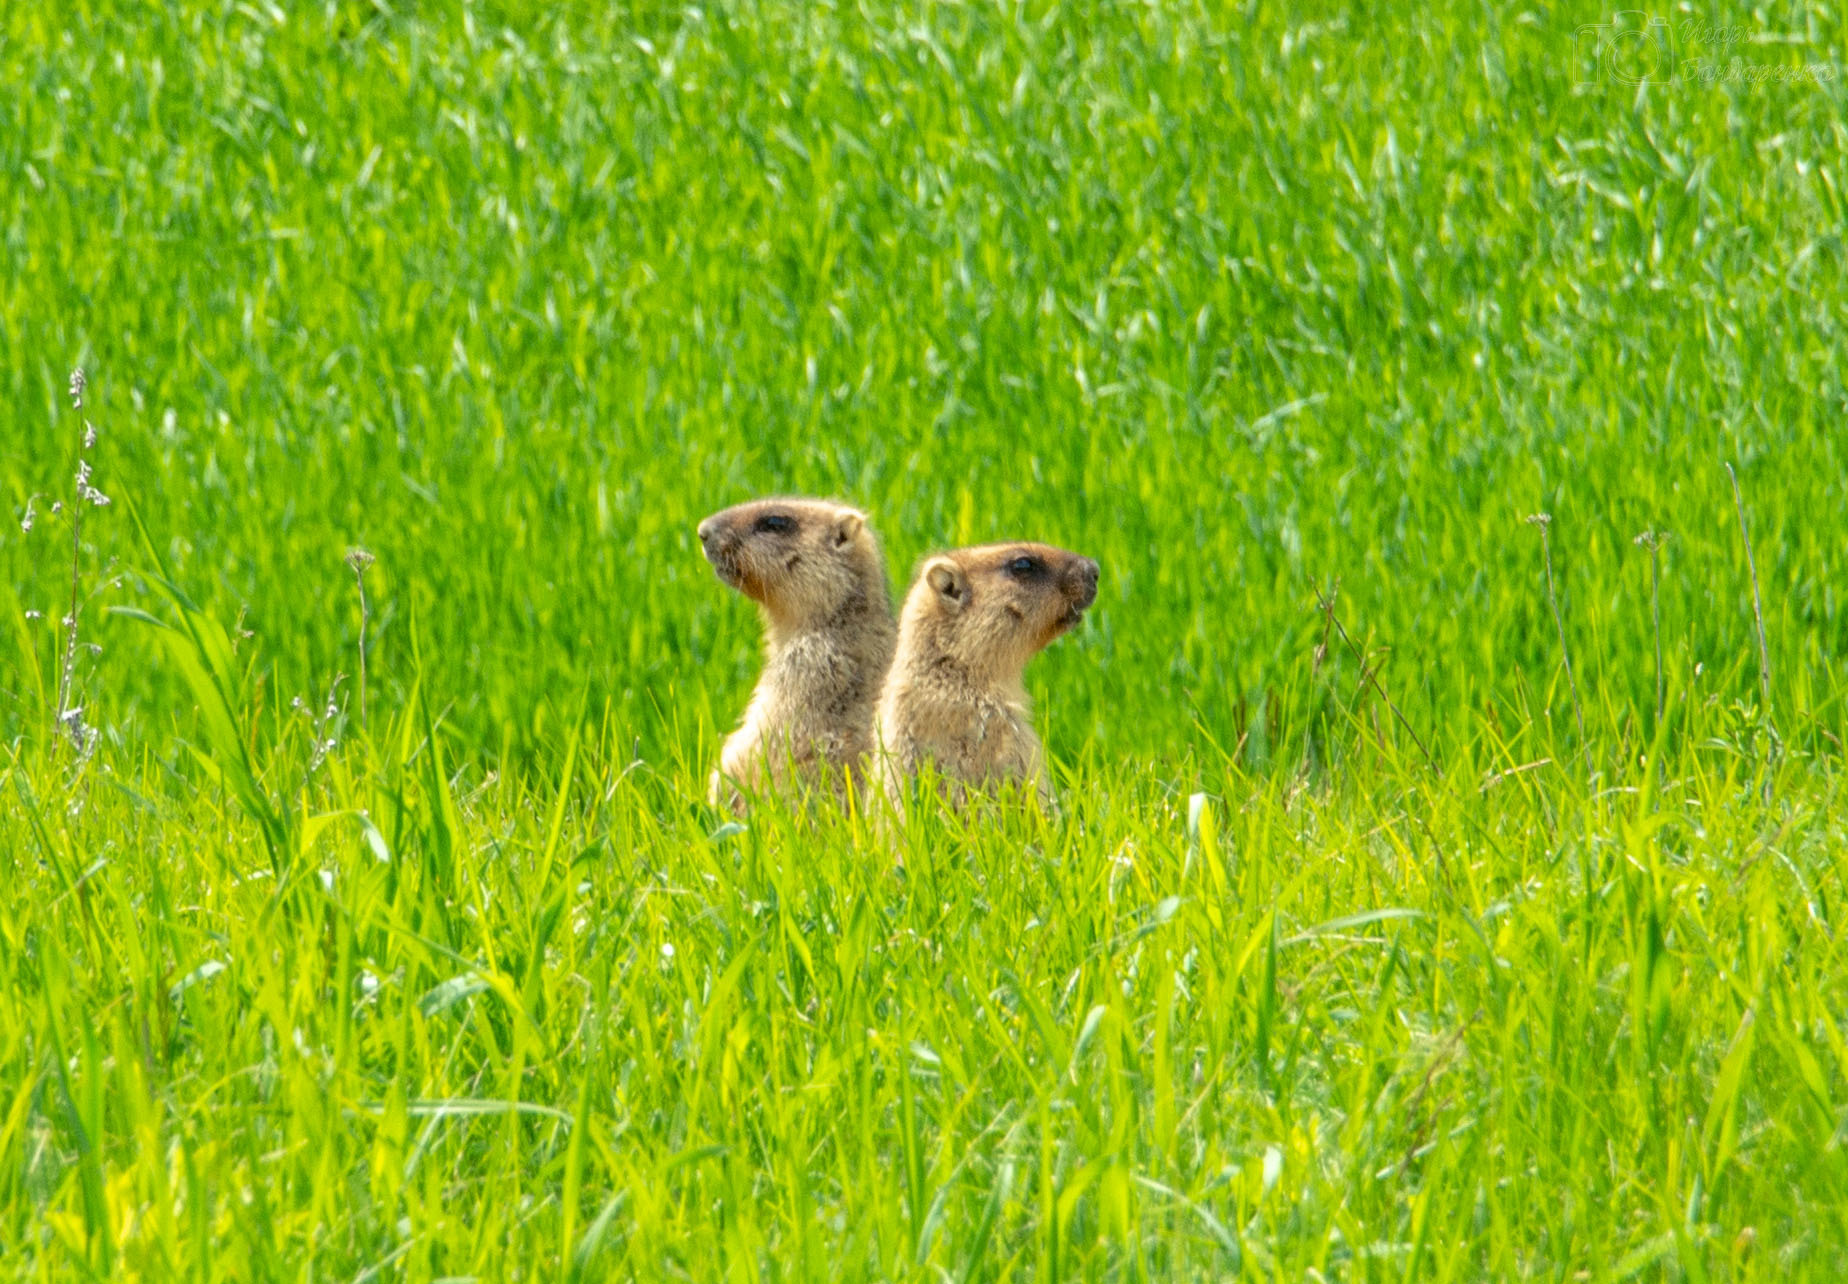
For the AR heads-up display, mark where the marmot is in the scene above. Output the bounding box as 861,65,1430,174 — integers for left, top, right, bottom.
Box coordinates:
873,542,1099,812
697,497,896,808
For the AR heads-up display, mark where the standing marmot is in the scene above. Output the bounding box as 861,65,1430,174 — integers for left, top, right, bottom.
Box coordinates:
873,542,1099,812
697,497,896,808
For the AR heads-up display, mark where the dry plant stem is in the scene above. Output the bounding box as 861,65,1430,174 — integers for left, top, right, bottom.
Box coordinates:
1725,464,1775,801
57,489,84,727
1313,583,1441,776
1634,530,1668,728
356,573,370,735
1530,516,1591,781
1313,579,1338,675
348,549,375,738
1725,464,1771,714
1649,543,1664,726
55,373,93,744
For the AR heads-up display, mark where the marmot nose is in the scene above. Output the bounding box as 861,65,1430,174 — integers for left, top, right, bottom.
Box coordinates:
1070,557,1099,607
696,518,717,546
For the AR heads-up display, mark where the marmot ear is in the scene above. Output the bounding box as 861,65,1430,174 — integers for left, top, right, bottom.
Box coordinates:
833,510,864,547
924,558,966,611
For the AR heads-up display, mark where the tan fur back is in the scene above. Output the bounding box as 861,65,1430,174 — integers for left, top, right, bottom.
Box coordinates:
698,497,896,808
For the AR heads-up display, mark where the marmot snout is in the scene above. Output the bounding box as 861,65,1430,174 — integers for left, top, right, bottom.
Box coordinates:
874,542,1099,810
698,497,896,808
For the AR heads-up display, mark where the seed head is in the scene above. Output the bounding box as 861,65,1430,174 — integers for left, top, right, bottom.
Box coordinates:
1523,513,1551,530
67,367,86,409
346,547,376,575
83,423,97,450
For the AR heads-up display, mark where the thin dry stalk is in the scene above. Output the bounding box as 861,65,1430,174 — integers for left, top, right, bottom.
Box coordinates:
1527,514,1591,781
1312,581,1441,776
1724,464,1771,714
55,368,110,755
56,381,88,731
1725,464,1776,799
1633,530,1669,727
1313,578,1339,675
347,548,376,737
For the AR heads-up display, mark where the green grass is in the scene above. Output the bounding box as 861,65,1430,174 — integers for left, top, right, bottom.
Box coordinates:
3,0,1847,1278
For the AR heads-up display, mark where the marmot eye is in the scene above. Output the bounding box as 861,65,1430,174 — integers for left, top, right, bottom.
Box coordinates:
755,515,796,535
1007,556,1040,576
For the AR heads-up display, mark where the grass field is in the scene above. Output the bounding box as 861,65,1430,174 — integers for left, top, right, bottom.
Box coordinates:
4,1,1848,1278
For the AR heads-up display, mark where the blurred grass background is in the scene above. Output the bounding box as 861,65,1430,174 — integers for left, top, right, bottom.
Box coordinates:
5,0,1843,767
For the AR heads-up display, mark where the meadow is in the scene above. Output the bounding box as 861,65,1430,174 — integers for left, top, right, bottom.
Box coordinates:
3,0,1847,1278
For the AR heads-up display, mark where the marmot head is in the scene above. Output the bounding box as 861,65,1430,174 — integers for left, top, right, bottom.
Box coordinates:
697,497,889,636
898,542,1099,681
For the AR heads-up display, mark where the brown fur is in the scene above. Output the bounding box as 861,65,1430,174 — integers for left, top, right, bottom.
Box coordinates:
873,542,1098,813
698,497,896,808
